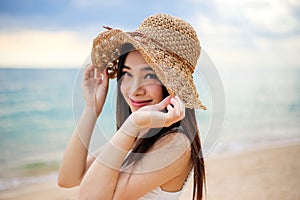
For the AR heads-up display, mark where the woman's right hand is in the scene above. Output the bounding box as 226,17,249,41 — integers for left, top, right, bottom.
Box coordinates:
122,96,185,137
81,64,109,117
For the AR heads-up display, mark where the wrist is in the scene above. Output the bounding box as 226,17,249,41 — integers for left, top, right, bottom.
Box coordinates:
120,115,142,138
83,105,99,118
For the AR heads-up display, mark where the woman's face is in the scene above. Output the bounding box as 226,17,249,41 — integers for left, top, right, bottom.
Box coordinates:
120,50,163,112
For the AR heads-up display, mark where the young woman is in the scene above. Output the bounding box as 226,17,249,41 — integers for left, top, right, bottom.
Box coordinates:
58,14,207,200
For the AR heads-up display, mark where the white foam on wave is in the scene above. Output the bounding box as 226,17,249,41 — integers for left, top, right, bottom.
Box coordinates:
0,172,57,191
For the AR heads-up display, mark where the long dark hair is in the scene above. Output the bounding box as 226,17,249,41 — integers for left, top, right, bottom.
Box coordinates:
116,44,205,200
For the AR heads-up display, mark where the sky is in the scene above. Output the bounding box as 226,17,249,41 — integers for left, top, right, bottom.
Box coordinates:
0,0,299,69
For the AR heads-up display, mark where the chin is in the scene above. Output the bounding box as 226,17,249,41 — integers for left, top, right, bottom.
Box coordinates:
130,105,148,112
130,107,140,112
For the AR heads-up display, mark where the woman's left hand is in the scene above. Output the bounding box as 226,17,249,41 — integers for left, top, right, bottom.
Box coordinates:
129,96,185,131
81,64,109,117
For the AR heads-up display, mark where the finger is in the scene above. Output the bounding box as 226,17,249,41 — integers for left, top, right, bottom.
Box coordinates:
148,111,167,128
94,68,99,78
84,63,92,71
95,67,104,79
164,104,176,126
153,96,171,111
102,68,109,88
167,104,174,112
89,67,95,78
175,96,185,116
95,68,102,84
83,64,94,80
170,97,181,117
179,97,186,117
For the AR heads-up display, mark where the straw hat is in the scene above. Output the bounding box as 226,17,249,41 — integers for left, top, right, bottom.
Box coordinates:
91,13,207,110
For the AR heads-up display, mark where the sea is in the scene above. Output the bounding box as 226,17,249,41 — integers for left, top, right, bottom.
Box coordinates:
0,67,299,191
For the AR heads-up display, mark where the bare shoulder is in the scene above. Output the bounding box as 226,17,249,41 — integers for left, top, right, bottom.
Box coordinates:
151,130,191,156
115,130,192,199
145,130,192,169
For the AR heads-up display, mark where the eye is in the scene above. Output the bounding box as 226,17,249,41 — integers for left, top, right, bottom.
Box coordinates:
122,71,132,78
145,73,158,79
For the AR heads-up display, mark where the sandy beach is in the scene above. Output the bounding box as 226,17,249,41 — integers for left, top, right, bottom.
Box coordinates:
1,142,299,200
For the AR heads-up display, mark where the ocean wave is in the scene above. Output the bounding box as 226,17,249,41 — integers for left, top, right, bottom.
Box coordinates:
0,172,57,191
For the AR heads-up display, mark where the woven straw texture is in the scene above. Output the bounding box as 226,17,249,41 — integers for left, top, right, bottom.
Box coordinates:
92,13,207,110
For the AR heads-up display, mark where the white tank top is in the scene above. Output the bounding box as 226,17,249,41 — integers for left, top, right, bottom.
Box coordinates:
138,186,183,200
138,170,193,200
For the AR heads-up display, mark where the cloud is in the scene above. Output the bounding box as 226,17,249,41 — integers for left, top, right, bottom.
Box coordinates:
191,0,300,69
0,0,213,31
0,0,299,69
0,30,90,68
242,0,299,35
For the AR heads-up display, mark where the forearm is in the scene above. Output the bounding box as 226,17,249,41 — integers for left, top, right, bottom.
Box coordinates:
58,106,98,187
77,119,140,200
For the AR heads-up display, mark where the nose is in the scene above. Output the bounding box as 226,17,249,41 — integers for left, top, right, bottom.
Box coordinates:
129,79,146,96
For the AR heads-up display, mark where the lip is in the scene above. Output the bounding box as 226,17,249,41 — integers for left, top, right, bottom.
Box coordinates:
130,98,152,108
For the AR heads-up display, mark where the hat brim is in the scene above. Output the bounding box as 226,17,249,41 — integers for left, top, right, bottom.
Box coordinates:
92,29,206,110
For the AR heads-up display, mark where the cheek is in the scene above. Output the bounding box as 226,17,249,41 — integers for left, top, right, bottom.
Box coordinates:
120,80,129,98
147,84,164,101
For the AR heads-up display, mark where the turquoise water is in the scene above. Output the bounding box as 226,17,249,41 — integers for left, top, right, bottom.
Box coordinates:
0,69,75,175
219,67,300,144
0,67,299,190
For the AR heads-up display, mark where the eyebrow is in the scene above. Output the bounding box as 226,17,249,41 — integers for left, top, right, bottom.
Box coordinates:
123,65,154,71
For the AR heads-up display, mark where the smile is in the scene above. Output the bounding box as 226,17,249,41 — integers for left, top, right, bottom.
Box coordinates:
130,99,152,108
